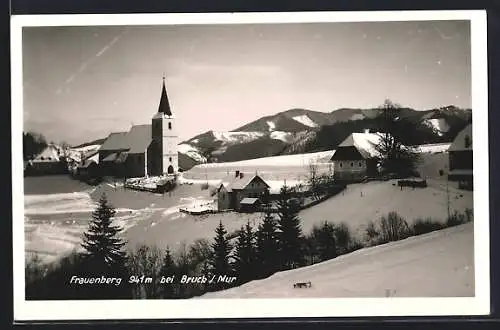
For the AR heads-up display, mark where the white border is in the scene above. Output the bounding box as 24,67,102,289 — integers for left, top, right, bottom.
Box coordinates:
11,10,490,321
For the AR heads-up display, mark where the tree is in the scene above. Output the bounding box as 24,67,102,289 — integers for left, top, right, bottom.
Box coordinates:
23,131,48,160
127,244,163,299
233,220,257,284
159,246,176,298
209,221,233,290
307,162,321,199
81,193,129,298
313,221,337,262
276,184,305,270
375,99,421,177
256,209,280,278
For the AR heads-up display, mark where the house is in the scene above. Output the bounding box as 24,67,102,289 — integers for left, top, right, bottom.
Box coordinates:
330,131,382,182
77,151,99,179
25,144,67,175
448,123,473,190
97,77,179,178
217,172,270,212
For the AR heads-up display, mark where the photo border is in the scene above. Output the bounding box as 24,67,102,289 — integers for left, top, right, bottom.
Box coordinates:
11,10,490,321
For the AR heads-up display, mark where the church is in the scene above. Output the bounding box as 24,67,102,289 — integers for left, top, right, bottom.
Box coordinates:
98,78,179,178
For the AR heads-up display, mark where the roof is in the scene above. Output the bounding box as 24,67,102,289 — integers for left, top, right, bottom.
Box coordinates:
449,124,472,152
158,78,172,116
102,152,118,162
99,125,153,155
100,132,130,151
219,174,270,192
32,144,61,162
127,124,152,154
332,132,382,160
240,197,260,205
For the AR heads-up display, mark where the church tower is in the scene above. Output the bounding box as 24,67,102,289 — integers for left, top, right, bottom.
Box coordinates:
151,77,178,176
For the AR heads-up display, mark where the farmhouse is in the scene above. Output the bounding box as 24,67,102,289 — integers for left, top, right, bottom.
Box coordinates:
25,144,67,175
217,172,270,212
330,131,382,182
448,123,473,190
97,78,179,178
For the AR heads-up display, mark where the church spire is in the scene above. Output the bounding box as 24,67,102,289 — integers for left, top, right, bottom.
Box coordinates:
158,76,172,116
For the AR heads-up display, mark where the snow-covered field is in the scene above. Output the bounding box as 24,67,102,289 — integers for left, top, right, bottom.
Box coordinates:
201,222,474,298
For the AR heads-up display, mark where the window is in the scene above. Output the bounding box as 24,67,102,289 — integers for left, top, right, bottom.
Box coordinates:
339,162,343,168
168,122,172,130
359,162,362,167
464,135,471,148
350,162,354,167
169,157,172,162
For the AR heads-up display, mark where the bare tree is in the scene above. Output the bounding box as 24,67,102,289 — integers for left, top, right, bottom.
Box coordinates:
375,99,420,177
307,161,320,200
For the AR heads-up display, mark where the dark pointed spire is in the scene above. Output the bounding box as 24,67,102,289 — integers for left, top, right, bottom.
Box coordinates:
158,76,172,116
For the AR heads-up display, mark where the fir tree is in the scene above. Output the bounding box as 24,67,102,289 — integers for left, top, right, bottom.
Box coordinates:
276,184,305,270
314,221,337,262
256,209,280,278
81,193,129,298
159,246,176,298
233,220,256,284
209,221,233,290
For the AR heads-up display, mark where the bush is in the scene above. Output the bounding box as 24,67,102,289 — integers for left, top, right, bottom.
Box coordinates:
447,210,467,227
378,212,411,243
411,218,445,236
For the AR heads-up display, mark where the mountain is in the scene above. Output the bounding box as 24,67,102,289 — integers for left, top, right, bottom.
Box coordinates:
180,105,472,161
73,105,471,168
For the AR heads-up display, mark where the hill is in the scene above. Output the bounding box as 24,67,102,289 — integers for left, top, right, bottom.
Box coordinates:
180,105,471,162
200,222,473,298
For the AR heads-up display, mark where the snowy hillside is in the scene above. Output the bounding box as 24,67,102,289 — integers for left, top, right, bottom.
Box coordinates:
292,115,318,128
424,118,451,136
201,222,474,298
177,144,207,163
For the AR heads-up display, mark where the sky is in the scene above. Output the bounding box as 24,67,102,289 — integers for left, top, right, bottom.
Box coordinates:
22,20,471,145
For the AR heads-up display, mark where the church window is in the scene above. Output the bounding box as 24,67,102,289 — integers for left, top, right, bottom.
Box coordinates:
339,162,343,168
169,157,172,162
168,122,172,130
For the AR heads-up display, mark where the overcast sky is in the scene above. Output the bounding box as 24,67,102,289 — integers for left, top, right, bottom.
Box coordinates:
22,20,471,145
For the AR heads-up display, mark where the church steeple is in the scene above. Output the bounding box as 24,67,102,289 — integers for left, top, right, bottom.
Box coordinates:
158,76,172,116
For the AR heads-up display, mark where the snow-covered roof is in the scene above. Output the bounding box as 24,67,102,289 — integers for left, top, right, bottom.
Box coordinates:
32,144,61,162
449,124,472,152
334,132,383,159
240,197,260,205
219,174,270,192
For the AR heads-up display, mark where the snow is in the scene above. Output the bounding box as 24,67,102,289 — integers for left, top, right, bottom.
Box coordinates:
292,115,318,128
270,131,293,142
212,131,265,143
178,143,207,163
267,121,276,131
193,150,334,168
417,143,451,154
72,144,101,154
350,113,365,121
201,222,474,298
424,119,450,136
351,132,383,158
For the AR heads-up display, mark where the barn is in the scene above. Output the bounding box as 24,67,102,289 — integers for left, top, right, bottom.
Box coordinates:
217,172,270,212
448,123,473,190
330,131,382,182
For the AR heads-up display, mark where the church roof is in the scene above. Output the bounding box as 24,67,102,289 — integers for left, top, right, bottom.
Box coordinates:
127,124,152,154
100,132,130,151
158,78,172,116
